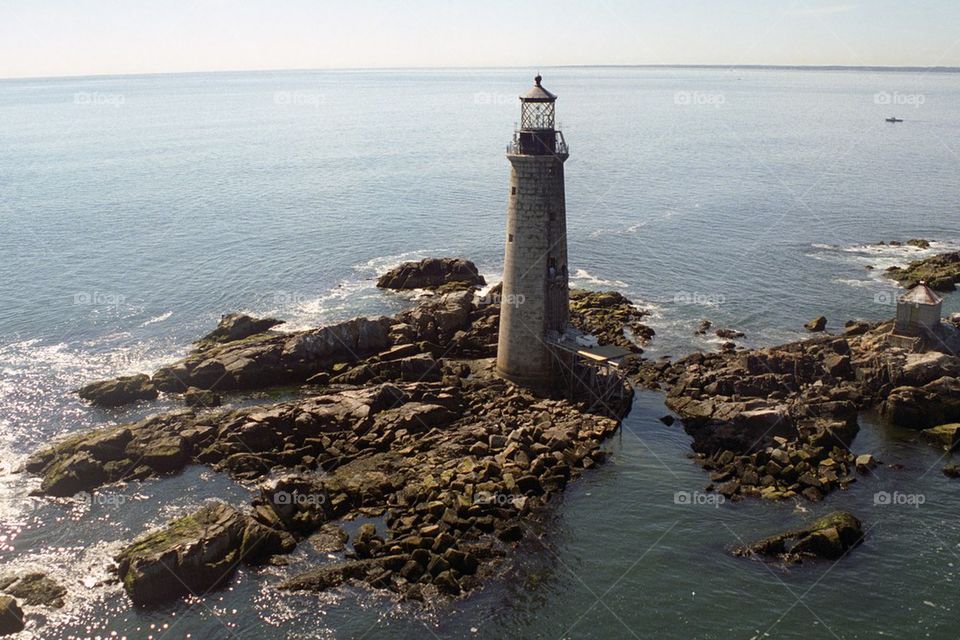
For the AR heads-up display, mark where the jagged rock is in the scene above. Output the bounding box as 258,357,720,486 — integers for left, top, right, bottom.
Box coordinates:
27,414,205,496
942,463,960,478
141,436,189,472
733,511,864,563
920,424,960,450
77,374,158,407
569,289,650,352
39,452,108,497
844,321,871,336
886,251,960,291
804,316,827,332
907,238,931,249
854,454,875,472
899,352,960,386
22,266,637,606
0,596,24,636
115,502,292,606
149,315,394,395
377,258,485,291
0,573,66,608
883,378,960,428
195,313,284,350
183,387,222,408
309,524,349,553
823,354,853,379
715,328,745,340
399,354,441,382
278,556,405,592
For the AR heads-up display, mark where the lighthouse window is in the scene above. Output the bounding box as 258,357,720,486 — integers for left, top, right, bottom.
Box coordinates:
511,187,516,195
508,234,514,242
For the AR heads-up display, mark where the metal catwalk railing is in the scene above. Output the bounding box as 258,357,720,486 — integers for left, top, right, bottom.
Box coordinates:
546,341,632,417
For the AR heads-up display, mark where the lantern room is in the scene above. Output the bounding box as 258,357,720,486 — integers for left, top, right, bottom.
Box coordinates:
509,75,568,157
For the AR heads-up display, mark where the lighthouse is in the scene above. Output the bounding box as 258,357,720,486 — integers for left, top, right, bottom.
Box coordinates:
496,75,570,386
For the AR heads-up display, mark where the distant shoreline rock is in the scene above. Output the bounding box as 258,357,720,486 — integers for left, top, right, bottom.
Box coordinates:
885,250,960,291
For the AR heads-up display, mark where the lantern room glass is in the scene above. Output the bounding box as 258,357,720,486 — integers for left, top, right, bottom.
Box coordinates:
521,101,555,130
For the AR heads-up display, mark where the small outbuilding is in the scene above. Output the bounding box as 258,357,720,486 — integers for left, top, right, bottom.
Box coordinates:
894,281,943,336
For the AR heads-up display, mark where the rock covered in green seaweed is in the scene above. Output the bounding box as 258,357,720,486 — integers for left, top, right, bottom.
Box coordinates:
733,511,865,563
886,251,960,291
114,501,293,606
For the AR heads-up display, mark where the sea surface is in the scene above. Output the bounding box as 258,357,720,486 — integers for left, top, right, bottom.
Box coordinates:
1,67,960,639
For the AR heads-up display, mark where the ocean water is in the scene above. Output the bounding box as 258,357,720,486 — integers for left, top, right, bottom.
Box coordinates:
1,67,960,639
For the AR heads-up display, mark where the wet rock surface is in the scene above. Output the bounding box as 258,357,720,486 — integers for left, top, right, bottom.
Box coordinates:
634,319,960,501
194,313,284,351
115,501,293,606
804,316,827,332
885,250,960,291
77,374,158,407
0,596,24,636
29,283,634,607
942,462,960,478
0,573,67,608
886,251,960,291
48,371,622,603
377,257,485,291
733,511,865,564
920,423,960,450
568,289,652,352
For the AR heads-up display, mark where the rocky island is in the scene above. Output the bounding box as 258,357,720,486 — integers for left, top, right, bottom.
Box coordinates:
24,259,636,610
14,250,960,629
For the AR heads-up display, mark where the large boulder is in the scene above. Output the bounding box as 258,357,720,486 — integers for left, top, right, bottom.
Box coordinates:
38,451,108,497
377,258,485,291
804,316,828,332
26,415,202,496
151,315,394,394
882,377,960,428
77,374,158,407
194,313,284,350
733,511,864,563
183,387,222,408
0,596,23,636
396,291,473,346
115,502,292,606
898,352,960,386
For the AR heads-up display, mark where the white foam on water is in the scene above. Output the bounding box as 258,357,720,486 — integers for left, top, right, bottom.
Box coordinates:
809,240,960,267
262,279,388,333
570,268,628,289
353,248,452,278
832,277,878,289
140,310,173,326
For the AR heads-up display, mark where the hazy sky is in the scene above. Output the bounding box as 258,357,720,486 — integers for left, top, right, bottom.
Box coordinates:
1,0,959,78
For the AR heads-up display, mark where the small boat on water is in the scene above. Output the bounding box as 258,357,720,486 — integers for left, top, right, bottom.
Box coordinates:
886,117,904,123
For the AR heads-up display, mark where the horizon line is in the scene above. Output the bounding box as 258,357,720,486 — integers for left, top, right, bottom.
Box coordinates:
3,63,960,83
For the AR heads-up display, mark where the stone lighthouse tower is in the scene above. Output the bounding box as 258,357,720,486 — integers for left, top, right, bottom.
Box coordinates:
496,75,570,386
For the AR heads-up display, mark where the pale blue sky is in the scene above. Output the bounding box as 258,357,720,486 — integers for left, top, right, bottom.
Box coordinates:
1,0,958,78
